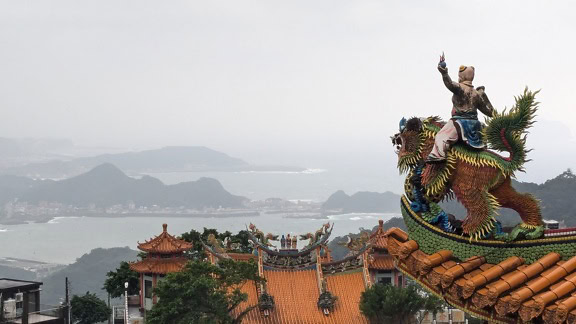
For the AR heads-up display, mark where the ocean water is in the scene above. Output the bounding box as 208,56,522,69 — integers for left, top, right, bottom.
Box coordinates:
0,212,398,265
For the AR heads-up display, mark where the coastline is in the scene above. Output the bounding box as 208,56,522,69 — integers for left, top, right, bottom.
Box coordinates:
0,211,261,225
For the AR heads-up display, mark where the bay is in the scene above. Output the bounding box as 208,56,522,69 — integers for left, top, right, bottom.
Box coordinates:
0,212,398,264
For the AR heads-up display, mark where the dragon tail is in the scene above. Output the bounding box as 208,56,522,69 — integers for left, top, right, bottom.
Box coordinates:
484,87,539,173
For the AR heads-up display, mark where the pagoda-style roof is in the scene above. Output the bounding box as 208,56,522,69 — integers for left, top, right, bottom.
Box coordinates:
137,224,193,254
384,226,576,324
130,257,189,274
370,219,388,249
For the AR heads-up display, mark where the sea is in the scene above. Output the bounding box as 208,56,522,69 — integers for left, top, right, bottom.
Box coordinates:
0,168,405,265
0,212,398,265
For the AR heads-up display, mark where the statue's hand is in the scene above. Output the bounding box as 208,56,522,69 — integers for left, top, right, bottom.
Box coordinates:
437,64,448,74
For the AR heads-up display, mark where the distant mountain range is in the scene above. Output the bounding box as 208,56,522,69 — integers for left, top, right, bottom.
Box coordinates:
0,146,304,179
322,190,400,213
0,163,246,209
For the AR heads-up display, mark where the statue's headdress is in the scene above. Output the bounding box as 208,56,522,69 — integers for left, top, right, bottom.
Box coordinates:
458,65,475,84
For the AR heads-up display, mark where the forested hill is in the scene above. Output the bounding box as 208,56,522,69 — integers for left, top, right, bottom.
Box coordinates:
0,163,246,208
40,247,139,305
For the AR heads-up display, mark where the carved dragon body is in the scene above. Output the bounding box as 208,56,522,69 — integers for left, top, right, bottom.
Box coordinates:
300,223,331,246
392,89,544,240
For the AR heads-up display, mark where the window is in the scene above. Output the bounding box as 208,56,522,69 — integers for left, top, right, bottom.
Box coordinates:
397,275,403,287
378,277,392,285
144,280,153,299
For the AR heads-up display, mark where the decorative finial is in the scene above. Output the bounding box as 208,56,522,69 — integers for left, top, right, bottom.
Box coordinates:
379,219,384,227
162,223,168,232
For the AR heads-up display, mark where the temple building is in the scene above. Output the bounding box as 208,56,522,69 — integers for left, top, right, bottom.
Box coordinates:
202,220,405,323
129,220,405,323
129,224,193,311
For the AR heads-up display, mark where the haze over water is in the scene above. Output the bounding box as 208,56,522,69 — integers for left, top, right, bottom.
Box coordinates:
0,212,397,265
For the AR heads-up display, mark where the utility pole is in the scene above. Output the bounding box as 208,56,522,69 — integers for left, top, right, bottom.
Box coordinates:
65,277,71,324
108,293,111,324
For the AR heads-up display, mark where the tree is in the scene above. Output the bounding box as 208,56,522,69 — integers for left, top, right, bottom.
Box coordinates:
71,292,111,324
103,261,140,298
180,228,253,259
146,259,263,324
360,283,445,324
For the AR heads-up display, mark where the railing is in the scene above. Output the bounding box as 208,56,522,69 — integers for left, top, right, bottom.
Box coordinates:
0,304,63,323
113,306,126,319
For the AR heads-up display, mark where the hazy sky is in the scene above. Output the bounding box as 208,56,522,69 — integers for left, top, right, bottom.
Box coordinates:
1,1,575,183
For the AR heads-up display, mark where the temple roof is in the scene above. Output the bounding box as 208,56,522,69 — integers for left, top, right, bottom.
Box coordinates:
370,219,387,249
384,227,576,324
137,224,193,254
130,257,188,274
369,255,395,271
235,269,368,323
228,253,258,261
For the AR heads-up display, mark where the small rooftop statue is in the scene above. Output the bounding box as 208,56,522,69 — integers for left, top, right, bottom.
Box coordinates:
392,53,544,241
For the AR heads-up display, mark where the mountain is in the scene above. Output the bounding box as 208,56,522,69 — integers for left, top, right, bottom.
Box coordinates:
1,146,303,179
40,247,139,305
0,175,47,205
322,190,401,213
3,163,247,209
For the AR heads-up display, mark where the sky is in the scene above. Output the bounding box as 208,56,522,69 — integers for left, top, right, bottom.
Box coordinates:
1,0,575,184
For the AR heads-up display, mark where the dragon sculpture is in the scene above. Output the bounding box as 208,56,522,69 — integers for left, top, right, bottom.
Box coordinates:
300,223,331,247
392,88,544,240
248,223,278,247
338,231,371,251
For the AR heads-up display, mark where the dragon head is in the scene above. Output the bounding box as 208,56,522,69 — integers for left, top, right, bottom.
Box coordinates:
392,117,424,173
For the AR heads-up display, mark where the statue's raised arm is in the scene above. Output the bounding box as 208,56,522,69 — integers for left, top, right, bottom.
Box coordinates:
438,53,459,93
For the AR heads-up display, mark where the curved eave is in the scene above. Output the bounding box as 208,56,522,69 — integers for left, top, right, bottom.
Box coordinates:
129,258,188,275
384,226,576,324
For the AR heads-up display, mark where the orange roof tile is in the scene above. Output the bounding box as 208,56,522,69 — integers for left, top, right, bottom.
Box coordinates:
129,257,188,274
137,224,193,254
369,255,395,270
237,269,368,323
383,227,576,324
230,279,260,320
325,271,369,323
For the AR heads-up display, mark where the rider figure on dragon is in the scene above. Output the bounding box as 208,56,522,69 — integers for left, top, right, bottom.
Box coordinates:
427,53,495,163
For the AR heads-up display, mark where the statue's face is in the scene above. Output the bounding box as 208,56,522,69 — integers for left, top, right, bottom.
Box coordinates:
392,118,422,173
